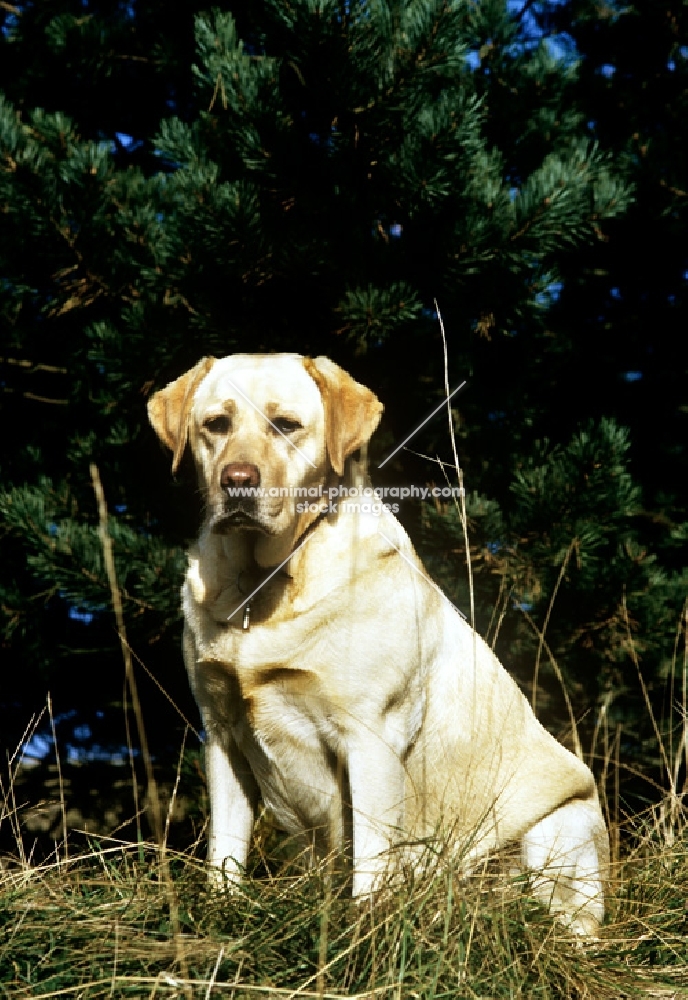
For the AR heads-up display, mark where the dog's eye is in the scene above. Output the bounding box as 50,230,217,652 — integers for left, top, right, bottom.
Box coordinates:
272,416,302,434
203,415,230,434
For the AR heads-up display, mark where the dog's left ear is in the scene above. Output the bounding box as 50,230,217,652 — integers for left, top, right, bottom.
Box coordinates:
147,357,217,474
304,356,383,476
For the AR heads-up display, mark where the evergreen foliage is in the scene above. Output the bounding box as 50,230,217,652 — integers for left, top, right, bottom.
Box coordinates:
526,0,688,522
0,0,684,792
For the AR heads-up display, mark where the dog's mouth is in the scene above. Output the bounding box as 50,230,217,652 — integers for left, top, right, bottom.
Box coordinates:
206,488,286,535
210,508,265,533
208,496,276,534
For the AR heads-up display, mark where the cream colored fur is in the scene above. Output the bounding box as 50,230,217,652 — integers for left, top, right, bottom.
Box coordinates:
148,353,608,935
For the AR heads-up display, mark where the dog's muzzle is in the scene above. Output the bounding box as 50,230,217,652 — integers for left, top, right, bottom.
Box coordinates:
211,462,264,532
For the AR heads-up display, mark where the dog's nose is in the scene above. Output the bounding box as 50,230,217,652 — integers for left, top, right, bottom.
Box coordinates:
220,463,261,490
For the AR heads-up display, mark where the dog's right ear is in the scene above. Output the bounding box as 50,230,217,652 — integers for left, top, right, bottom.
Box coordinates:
147,357,216,474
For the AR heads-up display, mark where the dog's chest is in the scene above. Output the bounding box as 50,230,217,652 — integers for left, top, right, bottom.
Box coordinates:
185,561,428,834
227,641,346,836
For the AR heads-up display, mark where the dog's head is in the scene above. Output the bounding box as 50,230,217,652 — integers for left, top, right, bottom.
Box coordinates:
148,354,383,537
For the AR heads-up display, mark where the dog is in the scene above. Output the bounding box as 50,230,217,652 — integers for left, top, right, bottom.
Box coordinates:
148,353,608,935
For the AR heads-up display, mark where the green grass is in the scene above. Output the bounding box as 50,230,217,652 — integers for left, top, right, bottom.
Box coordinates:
1,823,687,999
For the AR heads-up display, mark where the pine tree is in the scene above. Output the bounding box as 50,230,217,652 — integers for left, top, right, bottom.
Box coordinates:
524,0,688,539
0,1,642,760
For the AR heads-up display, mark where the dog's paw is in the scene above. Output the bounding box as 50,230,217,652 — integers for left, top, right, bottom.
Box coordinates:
559,911,602,940
206,859,244,893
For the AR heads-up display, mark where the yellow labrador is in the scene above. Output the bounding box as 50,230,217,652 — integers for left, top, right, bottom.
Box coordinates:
148,353,608,935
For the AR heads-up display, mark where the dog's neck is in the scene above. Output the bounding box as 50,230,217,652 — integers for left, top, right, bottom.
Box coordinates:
251,505,325,569
235,506,331,629
238,505,330,575
249,462,356,568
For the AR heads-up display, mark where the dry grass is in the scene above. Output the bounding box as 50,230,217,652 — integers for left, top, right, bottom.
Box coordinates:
2,722,688,1000
1,825,684,1000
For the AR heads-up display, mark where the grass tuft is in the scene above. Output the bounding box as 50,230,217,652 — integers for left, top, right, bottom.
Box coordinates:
2,826,687,998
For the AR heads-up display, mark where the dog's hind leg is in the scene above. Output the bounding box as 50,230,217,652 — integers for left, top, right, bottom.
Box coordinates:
521,794,608,937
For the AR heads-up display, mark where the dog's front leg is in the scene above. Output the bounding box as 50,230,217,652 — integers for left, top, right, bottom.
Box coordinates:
347,729,406,898
185,628,259,885
204,727,259,884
